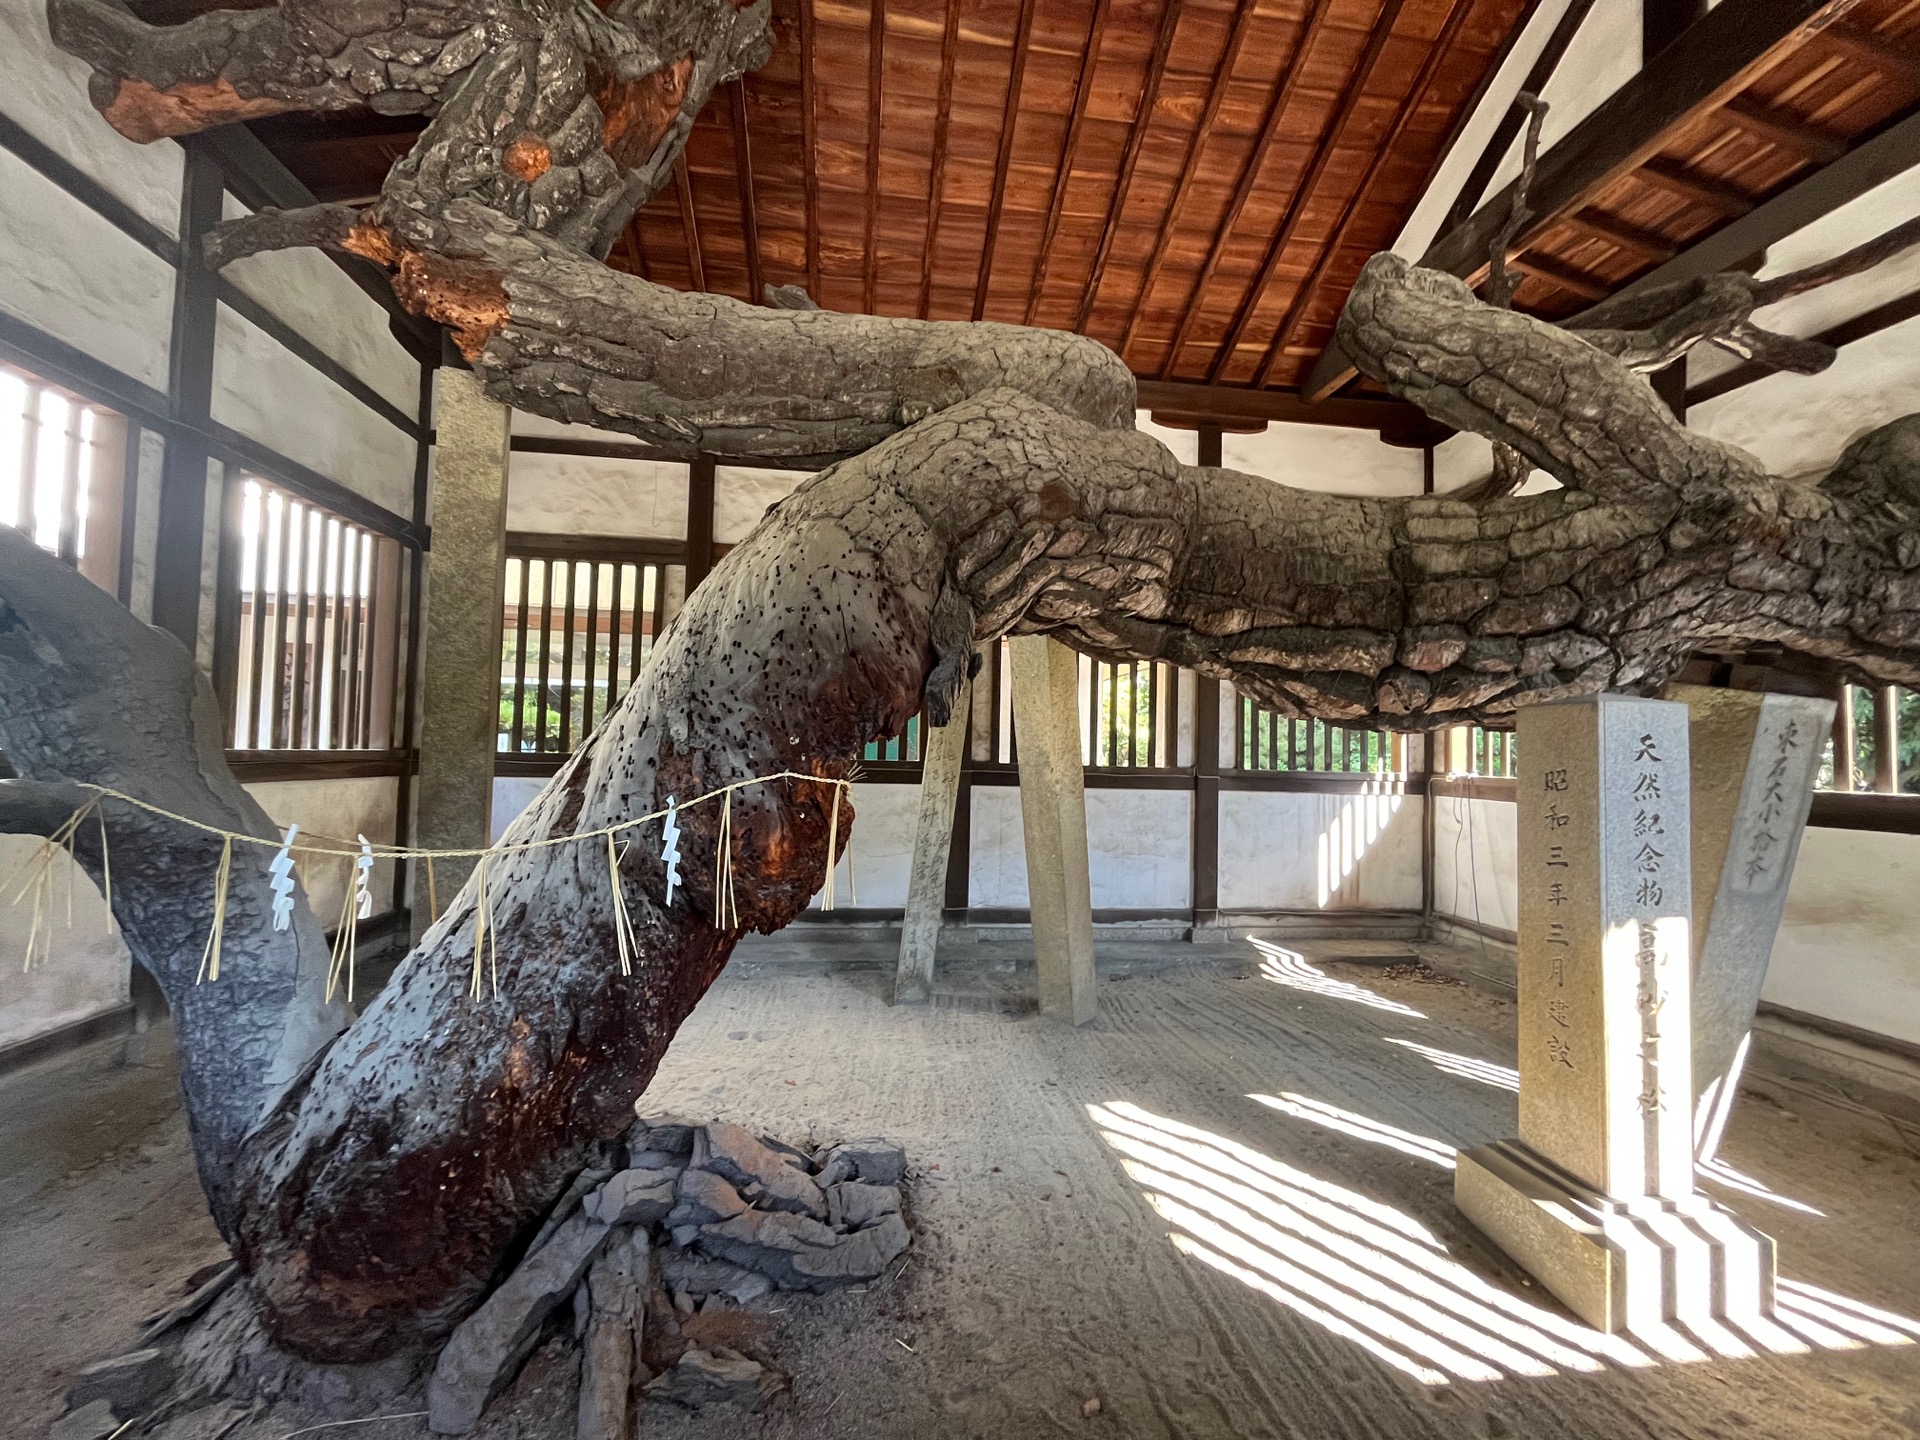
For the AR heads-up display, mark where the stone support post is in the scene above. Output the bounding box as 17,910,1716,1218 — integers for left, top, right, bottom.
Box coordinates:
1009,636,1096,1025
412,368,511,937
895,684,969,1004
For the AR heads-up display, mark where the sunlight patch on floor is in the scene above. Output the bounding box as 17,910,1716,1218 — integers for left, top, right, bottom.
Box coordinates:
1251,941,1424,1018
1090,1099,1918,1385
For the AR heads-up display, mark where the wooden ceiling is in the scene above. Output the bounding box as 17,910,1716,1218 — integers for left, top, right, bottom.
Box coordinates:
618,0,1534,393
163,0,1920,412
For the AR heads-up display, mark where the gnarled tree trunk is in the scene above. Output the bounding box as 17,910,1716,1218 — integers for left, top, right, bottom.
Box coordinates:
10,0,1918,1364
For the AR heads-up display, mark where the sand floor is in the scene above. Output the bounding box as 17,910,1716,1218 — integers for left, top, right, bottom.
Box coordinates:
5,932,1920,1440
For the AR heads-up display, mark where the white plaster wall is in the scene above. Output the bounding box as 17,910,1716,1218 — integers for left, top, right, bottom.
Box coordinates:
0,148,174,391
1690,319,1920,484
246,777,402,927
808,782,919,910
508,449,688,538
1222,423,1424,496
1432,793,1519,934
220,196,419,416
491,777,545,842
1429,431,1563,498
1477,0,1642,206
716,465,805,544
968,785,1192,910
212,302,417,516
0,838,130,1051
1135,412,1200,465
1762,828,1920,1047
0,2,184,237
1218,789,1423,911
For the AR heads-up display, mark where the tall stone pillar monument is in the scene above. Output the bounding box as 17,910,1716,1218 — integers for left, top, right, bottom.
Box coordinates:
1455,694,1776,1334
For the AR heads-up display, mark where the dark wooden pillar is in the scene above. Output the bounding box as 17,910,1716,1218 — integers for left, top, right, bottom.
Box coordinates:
1649,357,1687,422
1643,0,1708,61
1193,422,1223,931
152,143,223,653
1874,685,1900,793
686,455,716,589
943,690,974,923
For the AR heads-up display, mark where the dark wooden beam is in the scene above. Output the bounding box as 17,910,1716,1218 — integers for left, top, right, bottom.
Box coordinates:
686,454,716,590
799,0,821,303
1440,0,1600,234
1599,108,1920,307
1721,96,1847,164
1205,0,1408,384
1685,286,1920,405
1116,0,1259,361
1304,0,1852,402
863,0,886,315
730,79,763,305
1024,0,1113,326
1635,157,1757,215
1423,0,1852,280
1643,0,1708,60
1135,379,1449,443
154,143,224,653
972,0,1041,323
509,434,819,472
1070,0,1185,334
1157,0,1340,379
918,0,964,320
674,156,706,293
1254,0,1475,387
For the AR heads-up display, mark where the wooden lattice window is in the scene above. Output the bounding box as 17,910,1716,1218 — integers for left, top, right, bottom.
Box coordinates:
499,543,685,755
228,477,403,751
0,365,127,591
1238,696,1405,775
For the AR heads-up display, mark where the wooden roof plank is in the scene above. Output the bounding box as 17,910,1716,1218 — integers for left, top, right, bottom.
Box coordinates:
1023,0,1114,326
1203,0,1411,384
971,0,1042,322
1155,0,1344,378
863,0,886,314
1254,0,1481,387
674,156,706,294
732,80,765,304
1070,0,1188,334
1115,0,1262,364
919,0,965,320
800,0,821,300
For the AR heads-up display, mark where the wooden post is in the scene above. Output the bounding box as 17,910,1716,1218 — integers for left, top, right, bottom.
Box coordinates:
1875,684,1900,793
686,455,716,591
895,682,969,1004
1192,422,1223,934
1831,684,1855,792
1009,636,1096,1025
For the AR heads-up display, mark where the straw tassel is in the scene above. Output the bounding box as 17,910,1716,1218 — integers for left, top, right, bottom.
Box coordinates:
470,851,496,999
820,783,841,912
97,809,114,936
713,792,738,930
425,856,440,923
196,837,234,983
326,860,359,1004
606,834,637,975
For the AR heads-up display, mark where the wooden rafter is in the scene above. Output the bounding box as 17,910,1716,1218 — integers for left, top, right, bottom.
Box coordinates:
1115,0,1260,362
1154,0,1341,379
730,79,763,305
1253,0,1476,387
971,0,1040,323
799,0,820,301
863,0,886,315
918,0,963,321
1722,96,1847,163
1204,0,1409,384
1635,157,1756,216
1024,0,1113,327
1557,210,1678,261
674,155,705,293
1070,0,1186,334
1507,252,1609,298
1819,22,1920,82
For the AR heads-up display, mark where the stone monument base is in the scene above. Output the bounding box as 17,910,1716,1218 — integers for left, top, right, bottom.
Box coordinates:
1456,1140,1777,1334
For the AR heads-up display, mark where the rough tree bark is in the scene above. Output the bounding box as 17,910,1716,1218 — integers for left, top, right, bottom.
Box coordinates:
19,0,1920,1368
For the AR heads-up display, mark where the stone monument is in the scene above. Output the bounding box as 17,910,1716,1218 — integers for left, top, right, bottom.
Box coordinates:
1670,684,1833,1160
1455,694,1777,1334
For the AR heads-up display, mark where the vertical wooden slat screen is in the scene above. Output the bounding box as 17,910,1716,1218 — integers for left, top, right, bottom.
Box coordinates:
1235,694,1403,776
230,478,400,751
498,545,687,756
0,368,117,571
